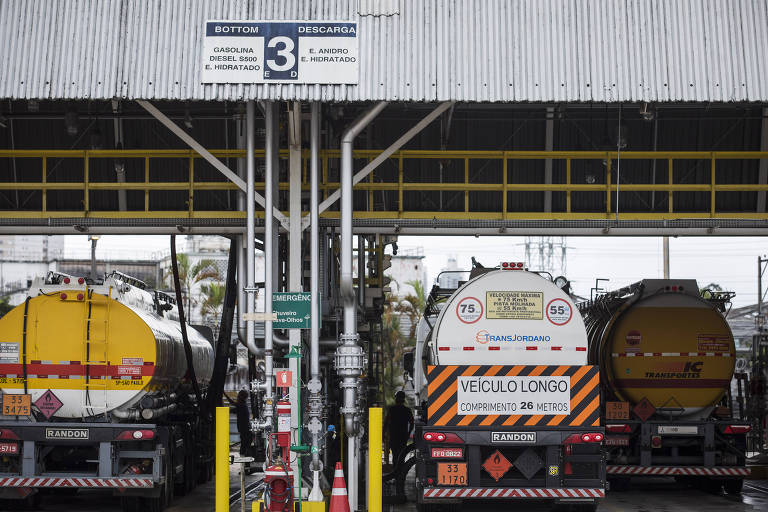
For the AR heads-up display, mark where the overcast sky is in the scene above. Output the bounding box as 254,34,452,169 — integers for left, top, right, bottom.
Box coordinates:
63,235,766,309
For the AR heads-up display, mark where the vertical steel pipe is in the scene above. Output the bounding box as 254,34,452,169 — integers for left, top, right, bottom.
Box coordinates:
264,101,277,421
246,102,258,357
310,103,321,380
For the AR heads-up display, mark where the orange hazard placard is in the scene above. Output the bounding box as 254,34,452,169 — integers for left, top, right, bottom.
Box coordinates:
605,401,629,420
437,463,467,486
2,394,30,416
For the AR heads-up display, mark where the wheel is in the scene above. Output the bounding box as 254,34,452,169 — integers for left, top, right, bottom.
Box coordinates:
608,477,630,492
120,497,142,512
143,492,165,512
724,478,744,495
703,478,723,494
164,449,175,508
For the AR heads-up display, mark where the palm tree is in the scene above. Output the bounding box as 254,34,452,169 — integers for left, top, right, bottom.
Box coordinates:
166,254,221,320
200,282,226,332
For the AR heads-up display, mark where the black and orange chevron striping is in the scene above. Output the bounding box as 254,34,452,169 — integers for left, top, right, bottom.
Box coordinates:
427,365,601,427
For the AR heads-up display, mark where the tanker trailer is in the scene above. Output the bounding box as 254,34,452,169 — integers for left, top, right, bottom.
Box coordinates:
413,262,604,512
579,279,749,494
0,271,214,511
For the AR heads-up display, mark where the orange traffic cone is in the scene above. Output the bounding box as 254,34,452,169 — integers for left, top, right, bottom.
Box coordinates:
329,462,350,512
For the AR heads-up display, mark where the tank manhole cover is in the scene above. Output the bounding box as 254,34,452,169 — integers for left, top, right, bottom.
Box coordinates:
514,448,543,480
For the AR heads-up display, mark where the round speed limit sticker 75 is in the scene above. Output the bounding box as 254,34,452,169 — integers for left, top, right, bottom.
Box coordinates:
456,296,483,324
546,298,572,325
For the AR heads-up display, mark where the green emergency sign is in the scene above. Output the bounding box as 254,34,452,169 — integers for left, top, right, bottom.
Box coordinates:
272,292,311,329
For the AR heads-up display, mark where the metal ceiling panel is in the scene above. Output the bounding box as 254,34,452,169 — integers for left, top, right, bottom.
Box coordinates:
0,0,766,102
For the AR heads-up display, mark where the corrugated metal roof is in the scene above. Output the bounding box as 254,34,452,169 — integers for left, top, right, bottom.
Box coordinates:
1,0,767,102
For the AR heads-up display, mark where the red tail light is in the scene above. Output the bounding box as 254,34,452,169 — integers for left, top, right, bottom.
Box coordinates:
724,425,751,434
581,432,603,443
0,429,19,440
63,277,70,284
606,424,632,433
116,430,155,441
78,277,85,285
564,462,573,475
423,432,463,443
563,432,603,444
651,435,662,448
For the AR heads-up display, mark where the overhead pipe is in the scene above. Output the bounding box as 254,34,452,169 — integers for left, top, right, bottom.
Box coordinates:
334,101,388,512
336,101,387,433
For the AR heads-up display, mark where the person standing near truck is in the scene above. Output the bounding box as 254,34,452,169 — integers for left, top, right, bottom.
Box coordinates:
385,390,414,467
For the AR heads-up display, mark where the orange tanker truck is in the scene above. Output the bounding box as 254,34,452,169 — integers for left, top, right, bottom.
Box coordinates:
579,279,749,494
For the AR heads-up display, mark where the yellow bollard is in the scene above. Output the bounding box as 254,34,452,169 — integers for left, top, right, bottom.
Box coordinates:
216,406,230,512
368,407,382,512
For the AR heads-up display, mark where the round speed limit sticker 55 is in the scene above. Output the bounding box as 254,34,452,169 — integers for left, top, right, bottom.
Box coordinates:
456,296,483,324
546,298,572,325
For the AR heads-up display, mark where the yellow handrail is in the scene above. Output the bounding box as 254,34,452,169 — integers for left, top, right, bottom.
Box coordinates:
0,149,766,220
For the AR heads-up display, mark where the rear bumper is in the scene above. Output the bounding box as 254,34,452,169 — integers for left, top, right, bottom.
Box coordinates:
0,477,153,488
607,465,749,477
423,487,605,499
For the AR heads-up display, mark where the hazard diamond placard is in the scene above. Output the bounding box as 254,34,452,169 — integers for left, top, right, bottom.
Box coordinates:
482,450,512,482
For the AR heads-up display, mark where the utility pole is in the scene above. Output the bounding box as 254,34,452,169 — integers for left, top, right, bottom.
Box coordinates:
88,235,100,279
759,256,768,331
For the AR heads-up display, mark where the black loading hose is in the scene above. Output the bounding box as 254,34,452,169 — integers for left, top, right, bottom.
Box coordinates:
170,234,203,408
205,237,238,415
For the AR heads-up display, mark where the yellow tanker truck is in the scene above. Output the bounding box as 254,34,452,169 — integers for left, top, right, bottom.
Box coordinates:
579,279,749,494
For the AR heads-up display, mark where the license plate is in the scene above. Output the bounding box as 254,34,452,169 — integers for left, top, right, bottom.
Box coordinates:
604,435,630,446
431,447,463,459
658,426,697,435
437,463,467,486
45,428,89,440
0,442,18,455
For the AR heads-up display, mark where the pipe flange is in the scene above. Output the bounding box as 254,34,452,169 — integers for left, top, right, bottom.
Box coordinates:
307,378,322,394
339,332,360,343
307,417,323,434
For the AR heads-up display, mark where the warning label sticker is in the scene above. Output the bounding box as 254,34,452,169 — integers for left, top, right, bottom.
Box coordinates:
456,296,483,324
545,298,572,325
456,375,570,415
117,365,142,377
486,291,543,320
697,334,731,353
121,357,144,366
0,342,19,363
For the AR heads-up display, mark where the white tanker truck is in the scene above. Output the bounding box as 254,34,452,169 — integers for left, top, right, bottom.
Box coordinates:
410,262,605,511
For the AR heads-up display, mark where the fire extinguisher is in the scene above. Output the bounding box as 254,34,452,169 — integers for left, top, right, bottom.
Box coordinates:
276,399,291,448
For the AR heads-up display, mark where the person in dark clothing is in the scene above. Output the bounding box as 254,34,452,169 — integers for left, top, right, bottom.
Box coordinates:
236,390,253,457
384,391,414,468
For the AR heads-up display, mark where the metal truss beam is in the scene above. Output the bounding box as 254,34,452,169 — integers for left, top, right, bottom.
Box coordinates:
318,101,454,213
137,100,287,225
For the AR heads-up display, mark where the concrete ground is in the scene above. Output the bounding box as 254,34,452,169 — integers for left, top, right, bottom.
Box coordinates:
11,472,768,511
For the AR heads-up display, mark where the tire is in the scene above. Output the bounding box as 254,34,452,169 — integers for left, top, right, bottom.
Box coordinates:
164,449,175,508
608,477,630,492
724,478,744,495
121,497,142,512
143,492,165,512
703,478,723,494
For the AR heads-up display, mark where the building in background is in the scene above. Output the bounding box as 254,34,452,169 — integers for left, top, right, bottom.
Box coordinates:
0,235,64,261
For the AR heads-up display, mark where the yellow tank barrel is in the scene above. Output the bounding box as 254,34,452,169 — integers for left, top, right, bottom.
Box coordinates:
368,407,382,512
216,406,229,512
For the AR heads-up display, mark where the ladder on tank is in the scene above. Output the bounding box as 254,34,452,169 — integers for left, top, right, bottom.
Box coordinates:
82,288,111,417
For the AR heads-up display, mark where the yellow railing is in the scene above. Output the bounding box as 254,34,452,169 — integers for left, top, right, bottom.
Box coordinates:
0,149,766,220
